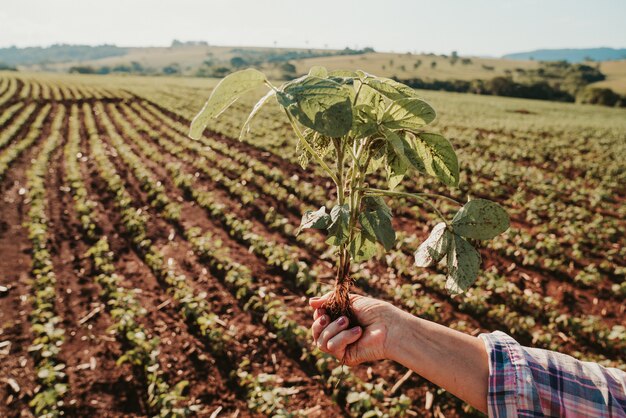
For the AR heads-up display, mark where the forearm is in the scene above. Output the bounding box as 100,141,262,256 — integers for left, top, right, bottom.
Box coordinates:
387,312,489,414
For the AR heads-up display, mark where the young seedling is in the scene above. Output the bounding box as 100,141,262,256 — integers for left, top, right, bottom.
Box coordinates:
189,67,509,324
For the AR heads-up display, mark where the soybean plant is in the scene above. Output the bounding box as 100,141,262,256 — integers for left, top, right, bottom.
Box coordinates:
189,67,509,323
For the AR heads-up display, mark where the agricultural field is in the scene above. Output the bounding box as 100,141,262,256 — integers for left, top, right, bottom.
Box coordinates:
595,60,626,94
0,70,624,418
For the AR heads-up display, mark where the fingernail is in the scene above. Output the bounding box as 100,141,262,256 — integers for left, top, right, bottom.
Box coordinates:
319,308,326,316
337,316,346,326
351,326,361,334
319,315,327,326
310,297,320,301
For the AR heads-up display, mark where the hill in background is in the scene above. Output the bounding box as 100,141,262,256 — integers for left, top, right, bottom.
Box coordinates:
0,44,126,66
503,47,626,63
2,42,625,101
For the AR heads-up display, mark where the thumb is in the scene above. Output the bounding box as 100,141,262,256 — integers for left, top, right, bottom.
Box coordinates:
309,292,332,309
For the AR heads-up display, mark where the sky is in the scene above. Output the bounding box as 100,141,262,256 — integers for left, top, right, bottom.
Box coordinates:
1,0,625,56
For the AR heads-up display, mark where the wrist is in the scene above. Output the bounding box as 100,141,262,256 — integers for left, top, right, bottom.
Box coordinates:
383,308,421,363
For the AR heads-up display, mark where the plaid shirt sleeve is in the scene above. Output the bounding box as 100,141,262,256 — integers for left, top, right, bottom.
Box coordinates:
479,331,626,418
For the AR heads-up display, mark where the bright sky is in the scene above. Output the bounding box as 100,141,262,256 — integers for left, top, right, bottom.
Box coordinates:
1,0,625,56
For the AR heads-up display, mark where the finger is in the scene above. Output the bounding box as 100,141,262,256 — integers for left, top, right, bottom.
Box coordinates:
313,308,325,321
318,316,350,351
326,326,362,356
311,314,329,342
309,292,332,309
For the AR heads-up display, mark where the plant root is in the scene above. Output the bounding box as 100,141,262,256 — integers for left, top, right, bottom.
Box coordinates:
325,275,357,326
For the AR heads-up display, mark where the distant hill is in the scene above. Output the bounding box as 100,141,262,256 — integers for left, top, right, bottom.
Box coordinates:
0,44,127,66
3,43,626,95
503,48,626,63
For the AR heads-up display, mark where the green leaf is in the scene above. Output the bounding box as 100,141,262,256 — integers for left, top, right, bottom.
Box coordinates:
346,391,362,404
308,129,333,157
381,127,426,173
295,137,310,169
326,204,350,246
349,232,377,262
190,68,267,139
381,97,436,130
366,138,386,174
239,89,276,140
355,82,383,108
276,76,353,137
401,135,427,173
350,104,379,138
296,129,332,169
356,70,373,80
328,69,359,78
363,77,419,101
296,207,331,235
446,234,481,295
414,132,459,187
326,70,360,85
385,143,408,190
451,199,510,240
359,196,395,250
308,66,328,78
414,222,452,267
173,380,190,395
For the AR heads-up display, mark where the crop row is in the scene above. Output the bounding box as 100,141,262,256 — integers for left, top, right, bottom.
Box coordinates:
123,103,329,259
0,76,19,107
84,102,228,361
138,101,326,209
0,76,9,95
84,103,317,415
0,103,37,149
128,103,307,216
0,75,134,103
442,123,625,201
24,106,67,417
109,103,325,298
0,104,51,180
65,104,192,416
0,102,24,130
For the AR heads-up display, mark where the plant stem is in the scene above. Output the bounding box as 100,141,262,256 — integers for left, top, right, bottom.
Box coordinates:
283,110,339,186
334,138,345,206
358,187,454,225
333,138,349,306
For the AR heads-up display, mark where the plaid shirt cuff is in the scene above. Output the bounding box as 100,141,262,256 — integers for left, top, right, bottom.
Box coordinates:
479,331,626,418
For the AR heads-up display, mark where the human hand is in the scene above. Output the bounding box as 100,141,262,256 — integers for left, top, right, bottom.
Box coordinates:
309,293,407,366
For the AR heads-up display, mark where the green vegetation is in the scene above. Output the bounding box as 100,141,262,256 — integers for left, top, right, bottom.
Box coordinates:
0,62,18,71
397,61,626,106
25,108,67,417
